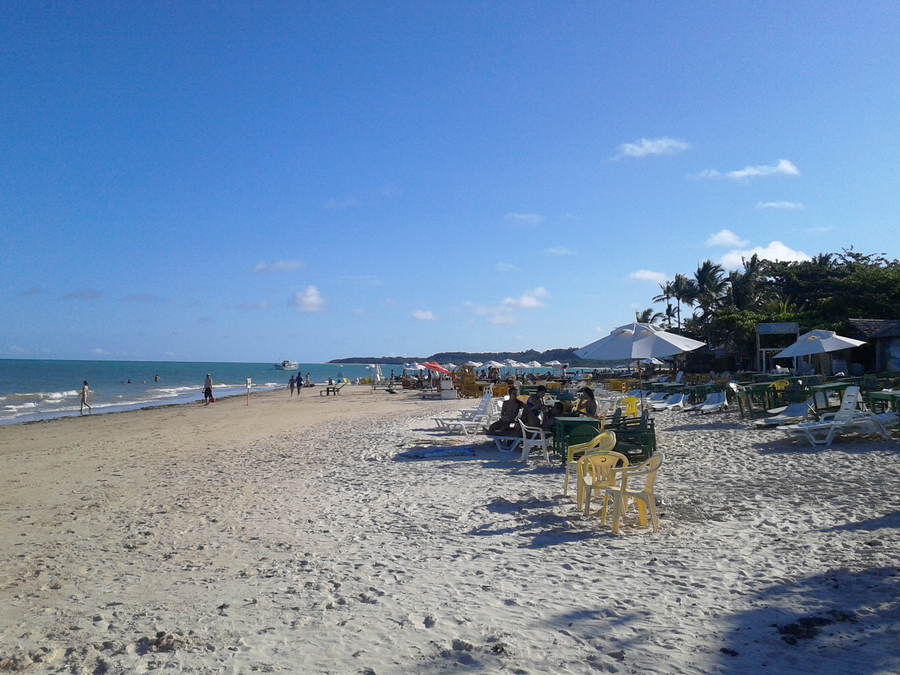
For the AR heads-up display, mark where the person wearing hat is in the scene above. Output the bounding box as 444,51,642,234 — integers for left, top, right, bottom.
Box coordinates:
204,374,214,405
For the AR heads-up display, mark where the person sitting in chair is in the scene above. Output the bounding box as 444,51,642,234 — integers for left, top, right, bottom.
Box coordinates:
522,385,547,427
487,386,523,436
574,387,599,418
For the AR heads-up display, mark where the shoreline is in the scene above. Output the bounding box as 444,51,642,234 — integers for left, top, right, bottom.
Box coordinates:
2,390,898,673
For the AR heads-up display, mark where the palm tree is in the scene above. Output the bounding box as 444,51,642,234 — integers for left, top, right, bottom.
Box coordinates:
693,260,727,323
727,254,773,310
670,273,696,333
652,281,676,328
635,308,664,324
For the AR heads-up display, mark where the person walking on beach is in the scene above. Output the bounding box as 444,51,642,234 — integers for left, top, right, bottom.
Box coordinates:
289,375,296,396
80,381,92,415
204,374,213,405
297,372,304,388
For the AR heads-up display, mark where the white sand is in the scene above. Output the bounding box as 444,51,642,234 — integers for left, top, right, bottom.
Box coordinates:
1,387,898,674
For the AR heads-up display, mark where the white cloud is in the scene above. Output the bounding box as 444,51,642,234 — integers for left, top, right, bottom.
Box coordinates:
253,260,305,274
805,226,832,233
412,310,437,322
547,247,574,256
616,137,691,159
496,263,519,273
629,270,667,284
706,229,749,248
720,241,810,269
756,201,805,210
505,213,544,226
290,286,325,313
693,159,799,181
501,287,550,310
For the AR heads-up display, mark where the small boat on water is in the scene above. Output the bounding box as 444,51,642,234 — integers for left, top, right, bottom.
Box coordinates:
274,360,300,370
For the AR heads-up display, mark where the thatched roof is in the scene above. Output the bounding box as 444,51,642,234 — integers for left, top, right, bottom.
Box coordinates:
849,318,900,339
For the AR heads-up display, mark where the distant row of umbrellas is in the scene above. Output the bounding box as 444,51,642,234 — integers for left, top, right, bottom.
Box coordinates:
368,326,864,379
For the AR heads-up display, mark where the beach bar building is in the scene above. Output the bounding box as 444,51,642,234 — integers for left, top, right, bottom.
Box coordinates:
849,319,900,373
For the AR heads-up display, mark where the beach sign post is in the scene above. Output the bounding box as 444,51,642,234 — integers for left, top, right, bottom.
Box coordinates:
246,378,251,406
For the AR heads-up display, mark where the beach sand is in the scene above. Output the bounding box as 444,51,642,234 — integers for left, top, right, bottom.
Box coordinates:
1,387,898,674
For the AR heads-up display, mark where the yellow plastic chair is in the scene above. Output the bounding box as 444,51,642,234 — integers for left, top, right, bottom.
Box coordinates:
608,379,625,392
563,431,617,497
617,396,640,417
577,450,629,514
600,453,664,534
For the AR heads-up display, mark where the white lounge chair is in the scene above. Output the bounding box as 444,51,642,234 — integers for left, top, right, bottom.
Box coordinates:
689,391,728,414
432,389,493,428
778,386,891,447
651,393,686,411
754,399,814,427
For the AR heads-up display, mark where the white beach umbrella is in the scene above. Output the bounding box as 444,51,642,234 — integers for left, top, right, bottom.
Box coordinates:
576,322,705,402
484,360,505,368
504,359,526,369
546,360,562,366
464,360,483,367
576,322,705,361
525,360,543,368
774,330,866,359
444,363,457,369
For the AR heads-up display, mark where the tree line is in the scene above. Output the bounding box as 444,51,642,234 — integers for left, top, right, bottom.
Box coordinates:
635,249,900,366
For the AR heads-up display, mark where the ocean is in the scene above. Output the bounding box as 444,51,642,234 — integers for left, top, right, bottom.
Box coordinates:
0,360,407,426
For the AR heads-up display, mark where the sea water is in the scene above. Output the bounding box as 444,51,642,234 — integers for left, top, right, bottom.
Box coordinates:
0,360,406,425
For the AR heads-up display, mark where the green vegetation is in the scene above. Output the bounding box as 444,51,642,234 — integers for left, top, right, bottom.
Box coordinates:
648,249,900,366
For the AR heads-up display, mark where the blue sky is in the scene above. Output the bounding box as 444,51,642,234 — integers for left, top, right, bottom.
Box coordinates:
2,2,899,362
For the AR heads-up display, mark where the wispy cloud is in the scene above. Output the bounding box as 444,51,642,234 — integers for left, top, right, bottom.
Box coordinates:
629,270,667,284
616,137,691,159
693,159,799,181
412,310,437,322
236,300,270,312
290,286,325,313
501,287,549,310
18,287,43,297
804,226,832,233
468,287,550,326
756,201,805,210
547,247,574,256
505,213,544,226
121,294,162,303
496,263,519,273
720,241,810,269
324,198,361,210
61,289,103,301
253,260,305,274
706,229,749,248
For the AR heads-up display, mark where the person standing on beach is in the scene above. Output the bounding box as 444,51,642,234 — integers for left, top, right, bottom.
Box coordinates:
289,375,296,396
204,374,213,405
80,381,92,414
297,372,303,388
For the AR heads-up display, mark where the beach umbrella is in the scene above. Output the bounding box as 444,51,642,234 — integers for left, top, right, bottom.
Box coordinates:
464,360,483,367
525,360,543,368
484,360,505,368
444,363,457,369
639,357,665,365
504,359,526,369
546,360,562,366
575,322,705,403
421,361,450,374
774,330,866,359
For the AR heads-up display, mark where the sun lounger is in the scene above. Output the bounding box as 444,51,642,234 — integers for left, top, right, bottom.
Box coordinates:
778,386,891,447
754,399,814,427
651,393,686,411
320,382,346,396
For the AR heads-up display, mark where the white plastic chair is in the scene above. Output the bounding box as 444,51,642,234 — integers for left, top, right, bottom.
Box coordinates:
778,386,890,446
516,420,552,464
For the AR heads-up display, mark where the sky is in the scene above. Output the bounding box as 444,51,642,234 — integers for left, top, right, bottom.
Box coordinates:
2,1,899,363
